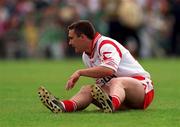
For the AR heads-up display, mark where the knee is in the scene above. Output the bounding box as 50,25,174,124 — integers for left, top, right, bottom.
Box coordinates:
79,85,92,94
109,78,123,85
109,78,126,88
109,78,117,84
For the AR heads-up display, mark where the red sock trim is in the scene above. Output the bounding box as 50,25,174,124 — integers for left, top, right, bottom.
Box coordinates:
112,95,121,111
62,100,77,112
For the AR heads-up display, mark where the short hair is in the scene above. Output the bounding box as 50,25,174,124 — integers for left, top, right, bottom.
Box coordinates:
68,20,96,39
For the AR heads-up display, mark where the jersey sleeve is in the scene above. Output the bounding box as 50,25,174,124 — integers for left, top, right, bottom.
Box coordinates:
98,40,122,72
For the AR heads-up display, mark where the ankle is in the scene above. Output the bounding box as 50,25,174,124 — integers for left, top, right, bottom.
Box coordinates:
111,95,121,111
61,100,77,112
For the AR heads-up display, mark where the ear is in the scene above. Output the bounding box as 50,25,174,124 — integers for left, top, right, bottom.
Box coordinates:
80,34,87,39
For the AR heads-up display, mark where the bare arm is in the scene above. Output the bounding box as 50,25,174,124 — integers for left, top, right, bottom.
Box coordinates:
78,66,114,78
66,66,114,90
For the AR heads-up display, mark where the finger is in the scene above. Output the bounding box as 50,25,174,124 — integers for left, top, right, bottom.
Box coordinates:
65,81,71,90
66,80,73,90
65,84,69,90
69,81,74,90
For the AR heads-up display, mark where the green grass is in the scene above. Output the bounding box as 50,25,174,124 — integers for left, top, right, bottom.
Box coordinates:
0,58,180,127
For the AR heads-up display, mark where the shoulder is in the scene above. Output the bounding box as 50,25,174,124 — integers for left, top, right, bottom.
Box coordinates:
97,36,124,49
97,36,128,57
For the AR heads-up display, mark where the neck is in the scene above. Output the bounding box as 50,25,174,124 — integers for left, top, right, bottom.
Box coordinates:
85,39,93,55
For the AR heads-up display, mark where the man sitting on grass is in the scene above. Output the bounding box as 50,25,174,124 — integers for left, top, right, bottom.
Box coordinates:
38,20,154,113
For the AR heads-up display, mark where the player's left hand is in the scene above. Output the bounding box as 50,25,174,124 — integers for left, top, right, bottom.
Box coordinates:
66,71,80,90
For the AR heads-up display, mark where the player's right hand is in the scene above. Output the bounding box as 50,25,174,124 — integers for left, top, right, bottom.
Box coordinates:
66,71,80,90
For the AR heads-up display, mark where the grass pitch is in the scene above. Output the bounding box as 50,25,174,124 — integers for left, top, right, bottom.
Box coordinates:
0,58,180,127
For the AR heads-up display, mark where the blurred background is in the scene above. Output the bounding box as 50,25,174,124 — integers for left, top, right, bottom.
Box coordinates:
0,0,179,59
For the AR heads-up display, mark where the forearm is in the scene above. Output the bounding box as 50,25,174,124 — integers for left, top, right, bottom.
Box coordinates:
78,66,114,78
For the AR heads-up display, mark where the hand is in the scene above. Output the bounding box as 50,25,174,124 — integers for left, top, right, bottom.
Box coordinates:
66,71,80,90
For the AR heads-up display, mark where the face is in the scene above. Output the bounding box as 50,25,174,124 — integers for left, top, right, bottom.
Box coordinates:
68,29,87,53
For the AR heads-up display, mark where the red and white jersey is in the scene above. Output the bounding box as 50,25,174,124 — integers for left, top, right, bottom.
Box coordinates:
82,33,152,92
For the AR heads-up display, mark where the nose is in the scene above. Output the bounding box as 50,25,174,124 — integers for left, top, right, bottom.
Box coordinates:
69,40,72,45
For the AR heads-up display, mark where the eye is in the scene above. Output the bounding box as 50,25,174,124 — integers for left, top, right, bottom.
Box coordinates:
69,37,73,40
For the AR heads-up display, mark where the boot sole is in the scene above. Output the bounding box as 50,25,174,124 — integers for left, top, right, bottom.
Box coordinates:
38,86,64,113
91,85,113,113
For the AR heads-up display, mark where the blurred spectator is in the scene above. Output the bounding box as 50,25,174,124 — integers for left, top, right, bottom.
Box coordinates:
140,0,172,58
39,4,67,59
170,0,180,56
0,0,178,59
23,13,39,57
0,37,6,58
15,0,35,17
104,0,143,58
58,5,79,57
4,14,24,59
0,0,9,58
34,0,49,11
117,0,143,57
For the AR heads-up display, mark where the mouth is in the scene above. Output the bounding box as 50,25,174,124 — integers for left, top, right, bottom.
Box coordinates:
72,46,76,50
70,45,75,48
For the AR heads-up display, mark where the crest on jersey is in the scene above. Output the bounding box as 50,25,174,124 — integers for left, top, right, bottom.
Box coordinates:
102,52,112,60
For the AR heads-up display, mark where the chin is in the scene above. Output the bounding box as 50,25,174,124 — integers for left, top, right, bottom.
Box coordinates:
75,49,80,54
